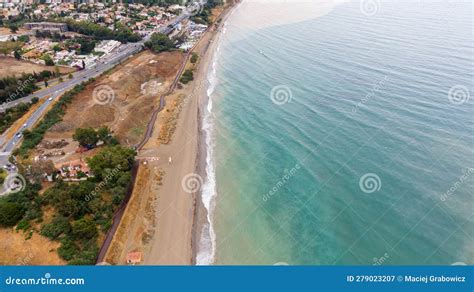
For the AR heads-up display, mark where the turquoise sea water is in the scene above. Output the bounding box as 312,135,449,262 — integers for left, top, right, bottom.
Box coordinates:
199,0,473,265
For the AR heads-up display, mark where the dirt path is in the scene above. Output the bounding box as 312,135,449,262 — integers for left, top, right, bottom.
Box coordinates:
102,4,236,265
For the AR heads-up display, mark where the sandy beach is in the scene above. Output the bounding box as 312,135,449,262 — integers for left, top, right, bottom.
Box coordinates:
103,2,237,265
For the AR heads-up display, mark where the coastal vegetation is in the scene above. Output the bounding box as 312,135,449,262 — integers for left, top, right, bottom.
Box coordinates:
0,71,59,104
0,98,38,134
73,126,118,148
1,144,135,264
0,41,23,55
191,0,223,25
144,33,174,53
180,69,194,84
16,80,94,157
190,52,199,64
65,20,141,43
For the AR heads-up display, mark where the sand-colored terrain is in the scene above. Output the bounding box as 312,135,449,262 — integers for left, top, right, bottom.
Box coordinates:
0,56,74,78
44,51,184,148
104,5,234,265
0,228,65,265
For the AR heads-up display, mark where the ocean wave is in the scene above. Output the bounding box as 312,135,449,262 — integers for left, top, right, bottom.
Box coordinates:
196,36,222,266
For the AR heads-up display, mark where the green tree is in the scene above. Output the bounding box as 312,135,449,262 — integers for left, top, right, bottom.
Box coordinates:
0,201,24,227
13,49,21,60
43,54,54,66
8,24,18,34
190,52,199,64
71,218,97,240
144,33,174,53
58,239,79,261
73,127,99,147
180,69,194,84
41,216,71,240
87,145,135,180
68,73,73,79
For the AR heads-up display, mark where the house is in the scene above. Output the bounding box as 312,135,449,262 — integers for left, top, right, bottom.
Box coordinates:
55,158,91,180
126,251,142,265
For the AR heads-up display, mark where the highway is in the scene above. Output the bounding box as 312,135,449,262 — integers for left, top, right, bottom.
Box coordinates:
0,8,194,172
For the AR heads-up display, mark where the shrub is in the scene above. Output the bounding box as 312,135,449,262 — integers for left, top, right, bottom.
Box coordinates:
190,53,199,64
72,218,98,240
41,216,71,240
0,201,24,227
180,69,194,84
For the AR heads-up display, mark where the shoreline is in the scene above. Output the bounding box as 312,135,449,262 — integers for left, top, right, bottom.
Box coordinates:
100,2,238,265
193,1,239,265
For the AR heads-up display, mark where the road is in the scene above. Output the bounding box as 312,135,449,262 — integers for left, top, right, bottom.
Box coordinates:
0,9,194,171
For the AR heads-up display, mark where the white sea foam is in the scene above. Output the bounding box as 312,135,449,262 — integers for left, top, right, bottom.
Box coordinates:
196,37,222,266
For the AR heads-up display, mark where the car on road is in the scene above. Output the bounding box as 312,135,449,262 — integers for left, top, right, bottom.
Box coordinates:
16,132,22,138
48,97,53,101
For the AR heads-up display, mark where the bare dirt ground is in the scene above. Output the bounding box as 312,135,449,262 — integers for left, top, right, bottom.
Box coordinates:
0,56,74,78
0,27,28,35
0,50,184,266
104,6,231,265
0,228,65,265
45,51,184,148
